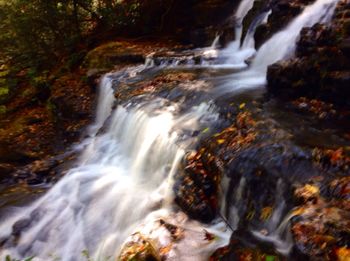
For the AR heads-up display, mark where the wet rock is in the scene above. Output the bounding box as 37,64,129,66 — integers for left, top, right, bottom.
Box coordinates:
12,218,31,237
174,109,257,223
0,163,15,179
254,0,316,48
83,42,144,71
82,41,181,72
290,178,350,259
174,149,221,223
267,0,350,109
290,97,338,121
190,0,238,46
118,232,160,261
158,0,237,46
329,176,350,200
119,212,224,261
211,234,286,261
0,61,96,181
312,147,350,175
339,37,350,56
114,71,200,105
6,151,77,184
225,142,320,228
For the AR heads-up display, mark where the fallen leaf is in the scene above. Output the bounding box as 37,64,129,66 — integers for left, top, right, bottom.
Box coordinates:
217,139,225,144
239,103,246,109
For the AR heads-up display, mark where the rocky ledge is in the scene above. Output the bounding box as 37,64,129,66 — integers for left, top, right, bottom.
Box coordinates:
0,40,186,185
267,0,350,111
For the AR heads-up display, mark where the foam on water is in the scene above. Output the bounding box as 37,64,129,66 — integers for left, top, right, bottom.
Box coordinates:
0,72,229,260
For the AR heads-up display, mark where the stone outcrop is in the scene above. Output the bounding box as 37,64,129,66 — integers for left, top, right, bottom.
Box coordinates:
254,0,316,47
267,0,350,109
158,0,238,46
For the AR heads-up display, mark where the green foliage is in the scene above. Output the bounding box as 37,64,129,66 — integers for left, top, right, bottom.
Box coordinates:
0,0,169,106
0,73,16,104
0,87,9,96
3,251,113,261
0,105,6,114
81,250,111,261
81,250,92,261
5,255,34,261
0,0,145,74
1,0,82,70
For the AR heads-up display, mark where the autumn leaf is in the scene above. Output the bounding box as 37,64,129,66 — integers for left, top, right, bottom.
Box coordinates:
335,247,350,261
204,229,216,241
217,139,225,144
239,103,246,109
202,127,210,133
330,148,343,165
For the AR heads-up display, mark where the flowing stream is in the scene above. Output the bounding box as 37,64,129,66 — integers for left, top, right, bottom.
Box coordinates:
0,0,340,260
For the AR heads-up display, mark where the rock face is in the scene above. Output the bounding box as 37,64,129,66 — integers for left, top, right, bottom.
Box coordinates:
174,149,221,223
241,0,317,48
159,0,238,46
267,0,350,108
173,106,259,224
254,0,316,47
172,96,349,260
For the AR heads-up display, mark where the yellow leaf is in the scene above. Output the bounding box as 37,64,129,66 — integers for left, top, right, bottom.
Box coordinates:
291,207,305,217
239,103,246,109
304,184,319,195
336,247,350,261
217,139,225,144
202,127,209,133
260,207,273,220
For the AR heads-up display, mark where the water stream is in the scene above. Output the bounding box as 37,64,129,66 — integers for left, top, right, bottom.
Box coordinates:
0,0,341,260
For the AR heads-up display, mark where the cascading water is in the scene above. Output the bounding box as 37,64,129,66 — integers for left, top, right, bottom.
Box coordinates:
0,68,230,260
252,0,339,73
218,0,256,67
0,0,341,260
216,0,340,95
241,10,271,50
224,0,256,52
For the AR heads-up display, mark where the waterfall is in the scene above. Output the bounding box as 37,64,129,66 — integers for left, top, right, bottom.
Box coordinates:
219,0,256,67
0,71,230,260
241,10,271,50
217,0,340,94
0,0,341,260
228,0,256,51
252,0,339,73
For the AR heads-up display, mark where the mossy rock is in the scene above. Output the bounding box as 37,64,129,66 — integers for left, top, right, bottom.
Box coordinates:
82,41,145,71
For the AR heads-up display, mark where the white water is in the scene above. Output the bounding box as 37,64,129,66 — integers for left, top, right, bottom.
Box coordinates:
252,0,339,73
241,10,271,50
219,0,256,67
0,71,229,260
249,179,294,255
146,0,257,70
217,0,340,95
0,0,341,260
